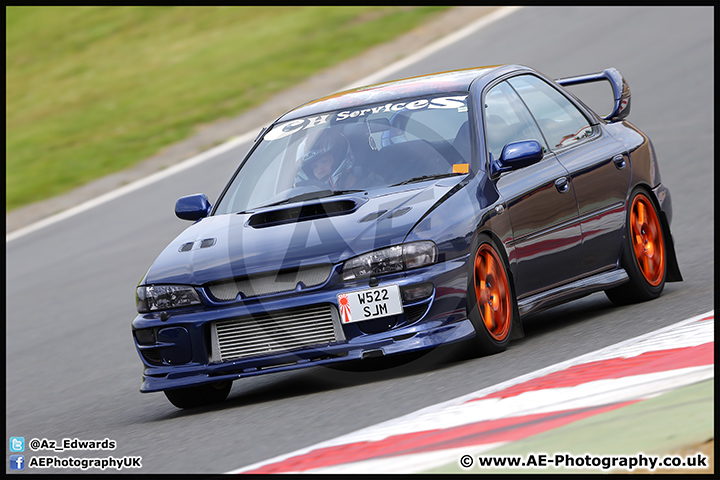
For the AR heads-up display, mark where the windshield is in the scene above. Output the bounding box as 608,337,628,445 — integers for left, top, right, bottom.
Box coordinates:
214,93,472,215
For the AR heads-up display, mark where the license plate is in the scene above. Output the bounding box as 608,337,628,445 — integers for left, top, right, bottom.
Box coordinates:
337,285,403,323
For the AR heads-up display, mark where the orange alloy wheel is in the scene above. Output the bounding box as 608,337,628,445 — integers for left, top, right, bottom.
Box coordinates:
630,194,665,286
474,244,511,341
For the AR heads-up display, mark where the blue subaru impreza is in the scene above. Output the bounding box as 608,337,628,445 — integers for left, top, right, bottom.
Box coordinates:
132,65,681,408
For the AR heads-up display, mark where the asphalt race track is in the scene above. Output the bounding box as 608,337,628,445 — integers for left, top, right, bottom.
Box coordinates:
6,7,713,474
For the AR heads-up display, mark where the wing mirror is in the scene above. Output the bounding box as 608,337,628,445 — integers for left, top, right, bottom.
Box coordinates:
490,140,544,176
175,193,212,221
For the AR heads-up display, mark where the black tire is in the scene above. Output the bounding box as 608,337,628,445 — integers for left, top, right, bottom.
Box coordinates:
606,188,667,306
466,234,517,356
164,381,232,409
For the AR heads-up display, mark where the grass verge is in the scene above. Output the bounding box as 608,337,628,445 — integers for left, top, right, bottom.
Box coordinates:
6,6,446,211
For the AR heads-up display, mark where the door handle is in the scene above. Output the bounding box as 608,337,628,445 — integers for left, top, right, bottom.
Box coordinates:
613,154,626,169
555,176,570,193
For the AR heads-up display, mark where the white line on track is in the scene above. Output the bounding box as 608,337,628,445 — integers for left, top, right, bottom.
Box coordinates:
6,6,522,244
6,131,255,244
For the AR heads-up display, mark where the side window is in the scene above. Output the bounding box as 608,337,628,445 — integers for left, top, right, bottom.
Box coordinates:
508,75,592,150
484,81,547,162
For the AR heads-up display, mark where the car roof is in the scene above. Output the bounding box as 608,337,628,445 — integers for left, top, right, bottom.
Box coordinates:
278,65,504,122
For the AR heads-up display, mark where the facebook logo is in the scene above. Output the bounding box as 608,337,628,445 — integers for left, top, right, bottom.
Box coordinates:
10,455,25,470
10,437,25,452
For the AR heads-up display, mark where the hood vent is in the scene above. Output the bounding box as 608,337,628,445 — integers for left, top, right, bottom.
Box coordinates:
358,210,387,223
386,206,412,218
178,237,217,252
248,199,359,228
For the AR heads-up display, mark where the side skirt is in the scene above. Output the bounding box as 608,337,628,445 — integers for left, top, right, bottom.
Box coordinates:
518,268,629,318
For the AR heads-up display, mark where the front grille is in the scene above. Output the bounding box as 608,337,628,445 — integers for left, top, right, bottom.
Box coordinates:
210,304,344,362
206,264,332,301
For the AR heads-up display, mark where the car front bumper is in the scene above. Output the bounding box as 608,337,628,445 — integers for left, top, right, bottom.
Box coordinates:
132,255,475,393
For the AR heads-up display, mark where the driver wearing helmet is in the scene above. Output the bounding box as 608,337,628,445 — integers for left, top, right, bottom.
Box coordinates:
295,128,383,190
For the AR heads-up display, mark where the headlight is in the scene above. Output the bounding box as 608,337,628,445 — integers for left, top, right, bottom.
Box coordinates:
136,285,202,313
341,241,437,281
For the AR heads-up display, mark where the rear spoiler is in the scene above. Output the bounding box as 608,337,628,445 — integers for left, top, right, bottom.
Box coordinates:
555,67,630,123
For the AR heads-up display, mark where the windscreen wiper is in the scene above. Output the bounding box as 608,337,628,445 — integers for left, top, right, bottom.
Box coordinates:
390,172,465,187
